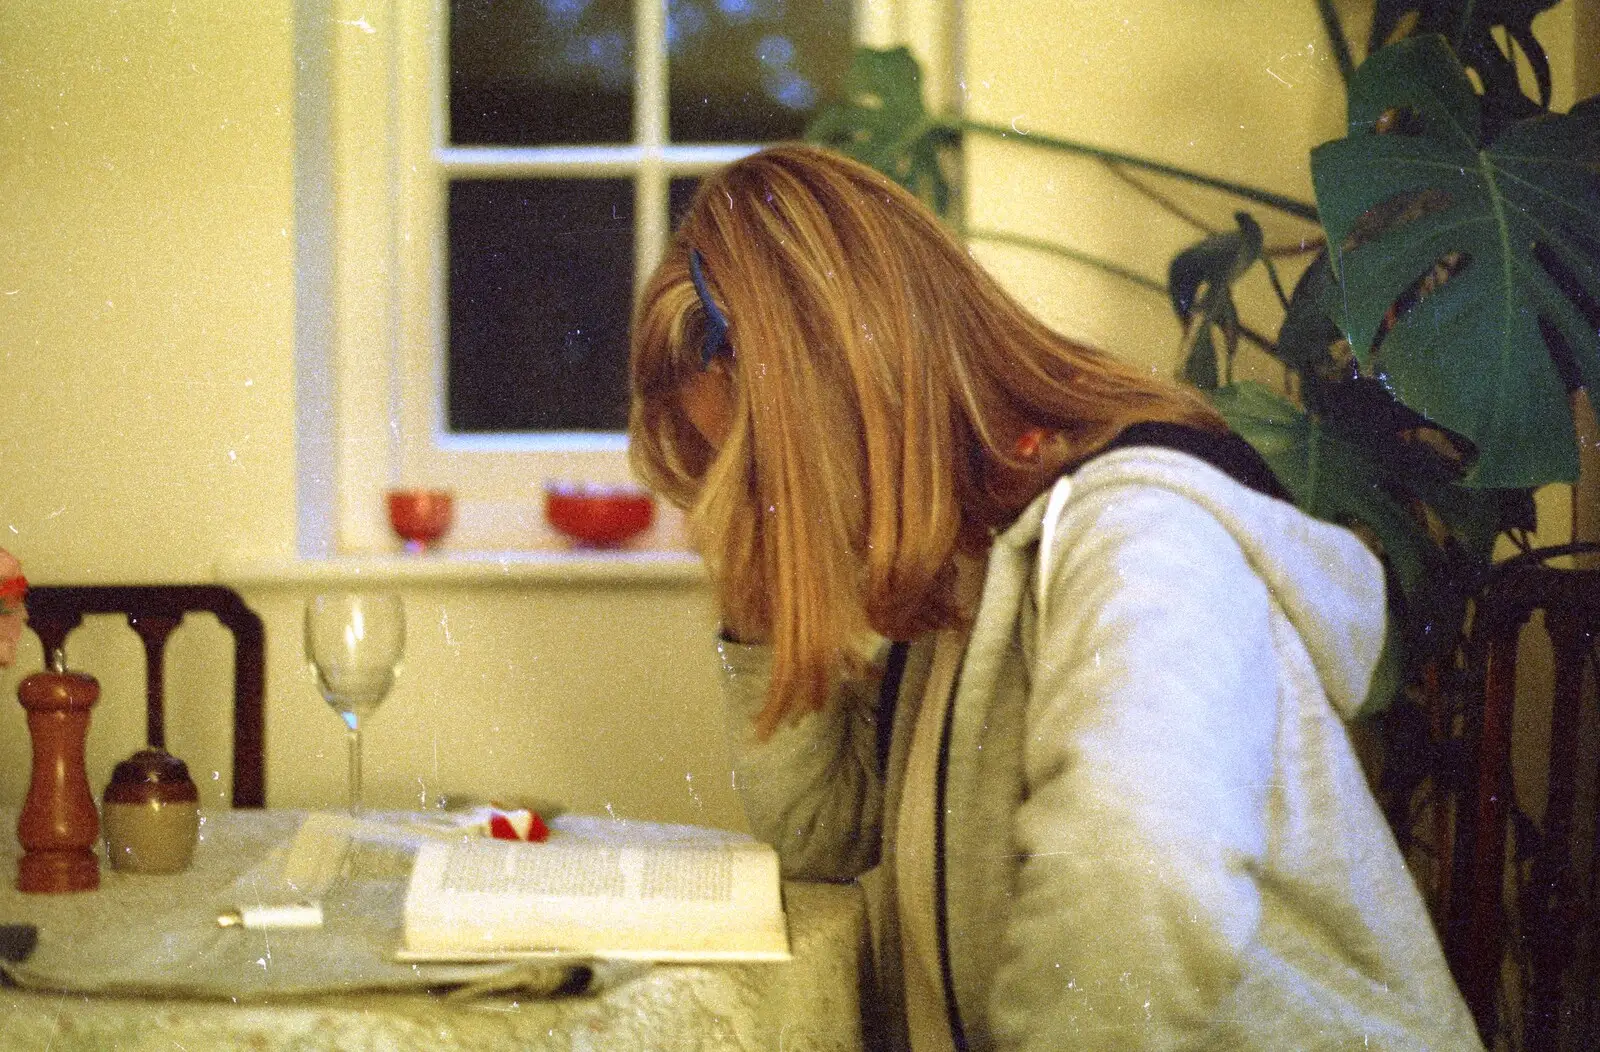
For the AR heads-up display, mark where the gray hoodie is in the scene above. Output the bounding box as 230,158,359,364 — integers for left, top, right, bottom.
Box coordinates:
718,445,1483,1051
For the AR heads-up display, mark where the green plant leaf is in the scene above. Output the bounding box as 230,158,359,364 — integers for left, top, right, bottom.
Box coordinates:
1367,0,1562,112
805,47,956,217
1169,212,1264,317
1170,213,1263,387
1344,32,1479,141
1274,250,1346,374
1311,34,1600,488
1183,327,1221,390
1423,481,1537,562
806,47,927,163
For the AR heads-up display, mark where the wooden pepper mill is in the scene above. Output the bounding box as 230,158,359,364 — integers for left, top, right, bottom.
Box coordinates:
16,649,101,893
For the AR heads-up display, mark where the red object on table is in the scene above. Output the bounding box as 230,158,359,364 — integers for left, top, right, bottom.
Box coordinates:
544,484,655,548
387,489,454,552
0,571,24,668
487,809,549,842
0,574,26,608
16,666,101,893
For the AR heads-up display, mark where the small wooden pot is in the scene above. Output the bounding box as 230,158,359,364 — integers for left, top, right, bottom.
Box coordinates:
102,749,200,875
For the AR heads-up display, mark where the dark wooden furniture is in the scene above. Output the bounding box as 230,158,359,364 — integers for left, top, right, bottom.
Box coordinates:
1447,544,1600,1051
22,585,266,808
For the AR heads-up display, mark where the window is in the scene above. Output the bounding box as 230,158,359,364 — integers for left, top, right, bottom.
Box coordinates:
443,0,851,435
305,0,954,554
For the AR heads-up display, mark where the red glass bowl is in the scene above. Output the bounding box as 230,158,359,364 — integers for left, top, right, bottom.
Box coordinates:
544,484,655,548
387,489,454,552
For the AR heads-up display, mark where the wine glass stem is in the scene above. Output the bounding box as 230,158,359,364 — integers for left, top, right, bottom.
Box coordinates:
347,724,363,813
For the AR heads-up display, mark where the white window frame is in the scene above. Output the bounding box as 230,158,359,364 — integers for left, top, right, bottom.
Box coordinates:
306,0,956,555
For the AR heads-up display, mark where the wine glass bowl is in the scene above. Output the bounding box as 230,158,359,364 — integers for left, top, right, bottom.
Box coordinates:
544,483,655,548
304,592,405,810
387,489,454,553
312,666,395,725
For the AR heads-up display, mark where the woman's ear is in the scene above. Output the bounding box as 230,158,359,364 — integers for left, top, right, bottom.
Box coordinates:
678,368,737,450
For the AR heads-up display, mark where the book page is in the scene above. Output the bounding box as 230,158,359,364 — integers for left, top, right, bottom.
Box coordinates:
400,837,790,962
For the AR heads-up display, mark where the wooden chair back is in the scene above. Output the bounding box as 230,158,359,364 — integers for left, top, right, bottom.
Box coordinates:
23,584,266,808
1448,544,1600,1050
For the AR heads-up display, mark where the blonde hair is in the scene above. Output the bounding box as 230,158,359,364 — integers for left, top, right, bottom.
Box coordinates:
630,144,1223,734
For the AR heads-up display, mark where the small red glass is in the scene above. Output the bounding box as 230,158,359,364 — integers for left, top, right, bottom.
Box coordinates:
387,489,454,553
544,483,655,549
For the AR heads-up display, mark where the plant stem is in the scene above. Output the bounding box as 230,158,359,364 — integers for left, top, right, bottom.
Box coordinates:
965,226,1281,358
956,118,1321,223
1261,255,1293,311
962,227,1167,295
1306,416,1326,518
1237,321,1278,356
1454,0,1479,50
1313,0,1358,84
1265,236,1326,258
1101,161,1215,236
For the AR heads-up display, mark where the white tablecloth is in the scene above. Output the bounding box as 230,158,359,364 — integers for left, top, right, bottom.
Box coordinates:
0,809,869,1051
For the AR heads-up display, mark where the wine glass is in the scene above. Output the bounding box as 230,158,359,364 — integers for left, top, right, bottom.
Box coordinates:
304,592,405,811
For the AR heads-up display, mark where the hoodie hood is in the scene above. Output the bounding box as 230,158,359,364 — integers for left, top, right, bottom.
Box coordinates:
1002,445,1388,720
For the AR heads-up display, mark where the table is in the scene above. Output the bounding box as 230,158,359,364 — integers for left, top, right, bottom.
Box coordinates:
0,810,869,1051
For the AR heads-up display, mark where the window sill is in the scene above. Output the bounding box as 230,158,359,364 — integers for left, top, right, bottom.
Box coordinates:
215,549,708,589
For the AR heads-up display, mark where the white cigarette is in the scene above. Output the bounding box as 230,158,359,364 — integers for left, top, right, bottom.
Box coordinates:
217,902,324,930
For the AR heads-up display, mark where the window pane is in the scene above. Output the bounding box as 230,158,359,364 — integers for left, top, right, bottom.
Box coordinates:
670,177,700,230
667,0,853,143
447,179,635,433
449,0,634,146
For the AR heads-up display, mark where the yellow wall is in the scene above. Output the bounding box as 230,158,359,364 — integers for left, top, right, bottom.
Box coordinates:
0,2,299,577
963,0,1351,375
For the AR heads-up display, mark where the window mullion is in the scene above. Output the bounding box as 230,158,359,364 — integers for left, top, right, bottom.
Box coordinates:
330,0,406,554
635,0,668,291
397,0,447,502
437,144,755,178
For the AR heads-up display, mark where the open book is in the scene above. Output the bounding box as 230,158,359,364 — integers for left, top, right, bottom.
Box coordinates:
397,835,791,963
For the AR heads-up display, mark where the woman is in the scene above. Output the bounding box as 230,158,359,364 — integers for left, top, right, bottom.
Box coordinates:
630,144,1481,1051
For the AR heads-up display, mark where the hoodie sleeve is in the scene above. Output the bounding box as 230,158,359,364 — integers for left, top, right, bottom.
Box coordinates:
990,482,1279,1052
716,637,886,881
